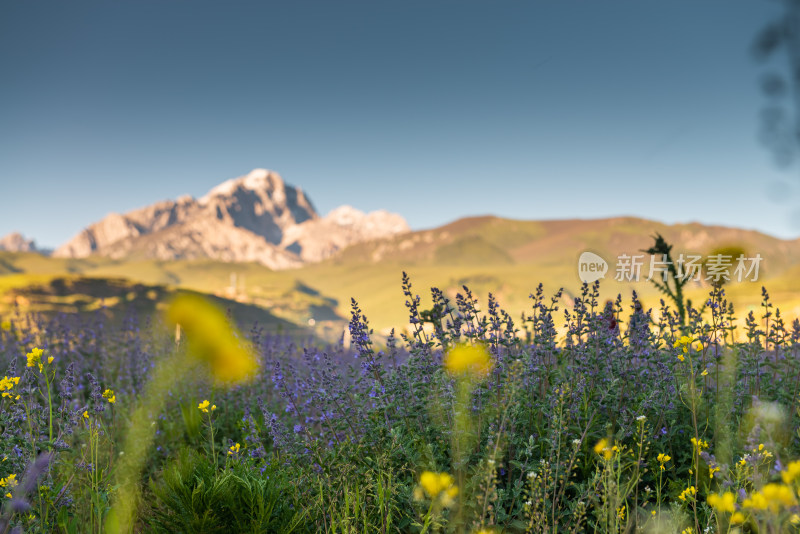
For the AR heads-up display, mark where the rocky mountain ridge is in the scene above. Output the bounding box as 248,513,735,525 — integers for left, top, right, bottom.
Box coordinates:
52,169,410,269
0,232,38,252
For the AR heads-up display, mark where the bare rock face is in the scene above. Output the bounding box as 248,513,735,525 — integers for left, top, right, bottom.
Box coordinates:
0,232,37,252
53,169,408,269
281,205,410,262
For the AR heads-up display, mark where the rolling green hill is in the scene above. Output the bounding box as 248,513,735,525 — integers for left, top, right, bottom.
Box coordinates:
2,216,798,339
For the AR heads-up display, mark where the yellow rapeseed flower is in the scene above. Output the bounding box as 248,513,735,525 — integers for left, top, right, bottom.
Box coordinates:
443,343,492,379
0,376,19,398
678,486,697,502
166,294,259,385
674,335,694,352
198,400,216,414
708,492,736,514
782,460,800,484
26,347,44,372
102,389,116,404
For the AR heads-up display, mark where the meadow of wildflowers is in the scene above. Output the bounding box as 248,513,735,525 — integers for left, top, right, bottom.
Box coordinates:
3,272,800,533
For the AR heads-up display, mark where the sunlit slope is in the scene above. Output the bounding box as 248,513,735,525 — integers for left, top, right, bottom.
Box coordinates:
309,216,800,333
1,216,798,335
0,273,306,335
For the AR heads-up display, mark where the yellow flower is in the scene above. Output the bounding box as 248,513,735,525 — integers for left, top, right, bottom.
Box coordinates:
198,400,216,414
26,347,44,371
594,438,613,460
709,466,720,479
3,493,9,499
743,483,796,512
616,504,625,520
690,437,708,452
166,294,259,385
418,471,458,506
83,411,89,420
782,460,800,484
678,486,697,502
443,343,492,379
731,511,746,524
228,443,240,455
102,389,116,404
708,492,736,514
677,354,685,362
47,356,53,364
0,320,11,331
0,474,17,488
762,483,795,507
0,376,20,397
657,453,671,464
700,369,708,377
674,335,694,352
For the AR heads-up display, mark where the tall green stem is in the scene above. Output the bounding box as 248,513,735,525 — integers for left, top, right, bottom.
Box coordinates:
106,352,188,533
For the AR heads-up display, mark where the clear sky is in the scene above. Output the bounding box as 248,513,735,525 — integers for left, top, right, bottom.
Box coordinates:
1,0,798,249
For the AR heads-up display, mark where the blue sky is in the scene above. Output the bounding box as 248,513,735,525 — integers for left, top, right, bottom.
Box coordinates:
1,0,798,248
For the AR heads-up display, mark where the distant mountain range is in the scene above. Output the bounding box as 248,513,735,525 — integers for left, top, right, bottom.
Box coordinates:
0,232,38,253
44,169,409,269
5,202,800,334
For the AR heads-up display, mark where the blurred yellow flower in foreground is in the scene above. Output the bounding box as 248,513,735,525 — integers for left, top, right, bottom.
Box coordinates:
444,343,492,379
708,491,736,514
418,471,458,507
783,460,800,484
594,438,613,460
167,293,258,385
743,483,796,512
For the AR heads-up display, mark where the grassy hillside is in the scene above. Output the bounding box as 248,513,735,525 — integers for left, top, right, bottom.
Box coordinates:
1,215,798,338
